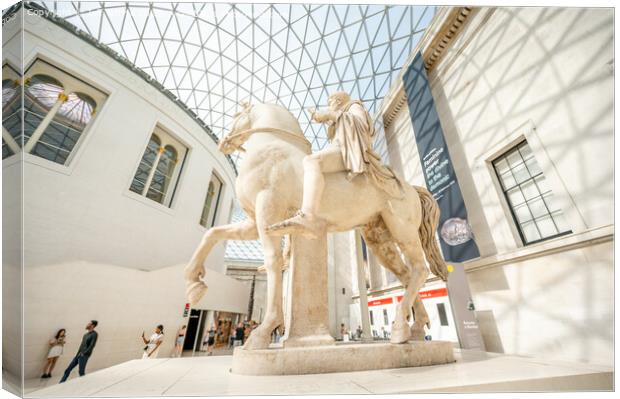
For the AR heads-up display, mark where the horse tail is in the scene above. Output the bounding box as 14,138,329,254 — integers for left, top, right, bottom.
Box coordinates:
414,186,448,282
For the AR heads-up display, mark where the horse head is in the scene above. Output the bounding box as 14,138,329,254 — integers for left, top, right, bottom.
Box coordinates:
219,102,254,155
219,102,310,155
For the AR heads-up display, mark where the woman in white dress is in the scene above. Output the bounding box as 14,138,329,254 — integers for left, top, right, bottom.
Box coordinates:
141,325,164,359
41,328,66,378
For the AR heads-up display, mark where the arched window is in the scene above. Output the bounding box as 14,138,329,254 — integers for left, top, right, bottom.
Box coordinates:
130,128,187,207
130,134,161,195
146,144,178,204
29,90,98,165
15,59,107,165
200,173,224,227
2,75,21,159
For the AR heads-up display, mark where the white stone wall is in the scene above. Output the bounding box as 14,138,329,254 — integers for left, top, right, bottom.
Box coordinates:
2,10,250,381
2,8,24,392
382,7,613,365
23,262,249,380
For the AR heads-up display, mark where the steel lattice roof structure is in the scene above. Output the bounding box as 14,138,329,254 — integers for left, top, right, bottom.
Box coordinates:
28,1,437,261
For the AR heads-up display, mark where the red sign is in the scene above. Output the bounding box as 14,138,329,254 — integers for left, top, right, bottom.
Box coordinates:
368,297,394,307
394,288,448,303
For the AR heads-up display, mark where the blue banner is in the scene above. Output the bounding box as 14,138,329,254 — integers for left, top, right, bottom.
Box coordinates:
402,52,480,262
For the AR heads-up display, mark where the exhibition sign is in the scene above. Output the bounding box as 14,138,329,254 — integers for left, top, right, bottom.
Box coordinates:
402,52,480,263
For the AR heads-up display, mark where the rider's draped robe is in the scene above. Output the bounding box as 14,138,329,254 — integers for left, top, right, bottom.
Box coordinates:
327,100,405,199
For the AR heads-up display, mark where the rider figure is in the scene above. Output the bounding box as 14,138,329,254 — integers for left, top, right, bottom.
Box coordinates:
267,91,399,239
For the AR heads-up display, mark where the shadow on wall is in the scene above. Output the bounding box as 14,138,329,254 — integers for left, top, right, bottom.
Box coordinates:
475,310,505,353
432,7,613,228
426,7,612,363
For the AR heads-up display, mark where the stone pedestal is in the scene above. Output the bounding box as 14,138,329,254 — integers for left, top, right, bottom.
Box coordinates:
281,231,335,348
231,229,455,376
231,341,455,375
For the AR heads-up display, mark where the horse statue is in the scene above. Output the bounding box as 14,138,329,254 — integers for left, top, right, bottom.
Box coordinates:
184,102,448,350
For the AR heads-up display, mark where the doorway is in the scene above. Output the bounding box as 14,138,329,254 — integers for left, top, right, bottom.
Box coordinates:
183,309,207,352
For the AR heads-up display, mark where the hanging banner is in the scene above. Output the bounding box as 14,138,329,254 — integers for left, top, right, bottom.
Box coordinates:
402,52,480,262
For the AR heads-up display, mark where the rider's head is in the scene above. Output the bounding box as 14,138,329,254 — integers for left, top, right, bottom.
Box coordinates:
328,91,351,110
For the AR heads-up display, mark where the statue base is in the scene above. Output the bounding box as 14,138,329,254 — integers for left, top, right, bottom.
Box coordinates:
231,341,455,375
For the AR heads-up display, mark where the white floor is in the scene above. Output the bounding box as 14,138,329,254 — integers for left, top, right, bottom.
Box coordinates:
24,349,613,397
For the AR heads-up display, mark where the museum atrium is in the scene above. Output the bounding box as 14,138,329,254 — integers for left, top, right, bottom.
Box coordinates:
2,0,615,395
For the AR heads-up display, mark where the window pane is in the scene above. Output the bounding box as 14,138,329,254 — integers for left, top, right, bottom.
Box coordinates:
535,215,558,237
513,203,532,223
534,175,551,194
512,163,530,184
494,158,510,174
520,180,539,201
33,119,82,164
3,112,24,144
506,187,525,206
499,171,516,189
542,192,563,214
31,140,70,164
521,221,541,243
528,197,548,219
524,155,543,176
200,181,216,227
506,150,523,168
2,140,14,159
25,74,64,111
129,178,145,195
518,142,533,160
56,92,96,131
551,211,570,233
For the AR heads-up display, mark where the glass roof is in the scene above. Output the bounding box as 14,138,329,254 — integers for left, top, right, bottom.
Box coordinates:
225,200,264,262
31,1,437,261
34,1,435,165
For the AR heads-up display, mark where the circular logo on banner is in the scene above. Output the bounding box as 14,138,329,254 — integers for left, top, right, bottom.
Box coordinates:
440,218,474,246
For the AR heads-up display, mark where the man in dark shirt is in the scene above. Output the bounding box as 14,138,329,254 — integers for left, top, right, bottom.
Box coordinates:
234,323,245,346
59,320,99,383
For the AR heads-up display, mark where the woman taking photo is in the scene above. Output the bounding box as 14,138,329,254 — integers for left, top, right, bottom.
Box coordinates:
41,328,66,378
141,325,164,359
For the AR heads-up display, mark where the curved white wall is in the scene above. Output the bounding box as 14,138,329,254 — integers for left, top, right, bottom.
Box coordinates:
2,8,249,382
8,8,237,273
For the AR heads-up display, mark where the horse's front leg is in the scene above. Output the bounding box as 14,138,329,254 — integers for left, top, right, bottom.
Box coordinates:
185,220,258,305
243,191,286,350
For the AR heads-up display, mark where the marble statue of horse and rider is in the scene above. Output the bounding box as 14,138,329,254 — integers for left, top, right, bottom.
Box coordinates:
183,92,448,351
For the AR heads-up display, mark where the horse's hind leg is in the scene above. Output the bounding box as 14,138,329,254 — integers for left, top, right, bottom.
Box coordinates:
184,220,258,305
243,190,287,350
378,212,430,344
362,219,431,343
411,296,430,341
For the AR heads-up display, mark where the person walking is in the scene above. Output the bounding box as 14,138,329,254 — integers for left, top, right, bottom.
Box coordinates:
41,328,66,378
141,325,164,359
172,325,186,357
206,326,216,356
228,324,236,348
234,322,245,347
59,320,98,383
